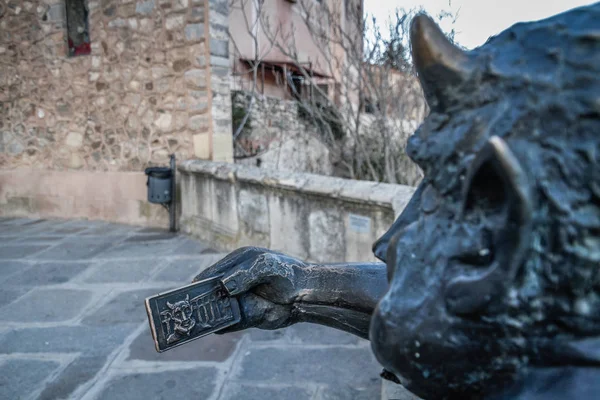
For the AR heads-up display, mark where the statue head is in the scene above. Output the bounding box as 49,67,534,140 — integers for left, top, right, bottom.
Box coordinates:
370,4,600,399
166,294,196,335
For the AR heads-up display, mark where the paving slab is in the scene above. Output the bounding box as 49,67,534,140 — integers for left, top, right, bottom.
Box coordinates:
95,368,218,400
97,239,186,259
0,260,32,282
0,324,137,355
81,288,171,326
0,243,52,259
0,217,22,224
51,220,106,230
32,237,123,260
128,328,244,362
38,355,107,400
0,359,61,400
382,380,422,400
47,225,90,235
219,384,315,400
0,235,20,244
234,346,381,392
83,260,161,283
288,322,362,345
79,223,139,236
3,261,91,286
136,227,172,234
13,235,68,243
173,237,216,255
316,385,381,400
0,287,30,308
0,288,94,322
0,219,59,234
152,254,223,282
124,232,179,243
246,326,288,342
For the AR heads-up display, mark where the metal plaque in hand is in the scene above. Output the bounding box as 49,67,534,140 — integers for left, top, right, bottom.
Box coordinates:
145,276,241,352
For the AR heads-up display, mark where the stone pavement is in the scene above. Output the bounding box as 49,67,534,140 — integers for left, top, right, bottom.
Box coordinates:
0,217,385,400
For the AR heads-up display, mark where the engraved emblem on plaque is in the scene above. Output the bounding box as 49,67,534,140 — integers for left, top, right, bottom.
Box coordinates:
145,276,241,352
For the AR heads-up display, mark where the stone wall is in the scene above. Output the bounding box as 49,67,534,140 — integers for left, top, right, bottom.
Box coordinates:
179,159,416,263
0,0,218,170
0,0,233,225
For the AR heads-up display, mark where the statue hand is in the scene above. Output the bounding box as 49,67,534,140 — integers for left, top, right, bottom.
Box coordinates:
192,247,304,332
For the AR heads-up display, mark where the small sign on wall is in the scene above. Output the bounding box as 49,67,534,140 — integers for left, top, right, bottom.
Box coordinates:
348,214,371,234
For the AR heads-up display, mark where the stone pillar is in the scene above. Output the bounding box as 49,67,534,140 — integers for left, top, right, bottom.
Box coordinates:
190,0,233,162
206,0,233,162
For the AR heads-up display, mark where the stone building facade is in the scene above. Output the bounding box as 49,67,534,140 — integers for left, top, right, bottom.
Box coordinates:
0,0,233,226
232,89,425,186
232,90,334,176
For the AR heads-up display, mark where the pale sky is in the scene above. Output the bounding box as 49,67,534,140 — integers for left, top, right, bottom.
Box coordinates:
365,0,597,49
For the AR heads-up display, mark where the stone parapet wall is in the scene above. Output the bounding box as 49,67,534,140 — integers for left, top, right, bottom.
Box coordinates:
179,159,416,263
0,0,219,171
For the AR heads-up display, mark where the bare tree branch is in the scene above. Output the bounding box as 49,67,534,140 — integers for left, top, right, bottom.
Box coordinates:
227,0,460,184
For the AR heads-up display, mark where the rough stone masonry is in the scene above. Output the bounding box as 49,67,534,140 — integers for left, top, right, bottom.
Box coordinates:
0,0,233,171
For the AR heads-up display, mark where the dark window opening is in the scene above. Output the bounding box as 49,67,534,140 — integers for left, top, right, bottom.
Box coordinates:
238,59,333,103
361,95,380,114
286,72,304,100
66,0,90,56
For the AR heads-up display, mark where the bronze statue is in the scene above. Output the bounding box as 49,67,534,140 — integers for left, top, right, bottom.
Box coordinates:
147,3,600,399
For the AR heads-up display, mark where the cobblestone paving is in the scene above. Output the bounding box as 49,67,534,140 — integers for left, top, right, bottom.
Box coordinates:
0,218,383,400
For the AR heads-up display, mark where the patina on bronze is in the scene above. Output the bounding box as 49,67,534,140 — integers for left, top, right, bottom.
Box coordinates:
149,3,600,399
145,276,241,352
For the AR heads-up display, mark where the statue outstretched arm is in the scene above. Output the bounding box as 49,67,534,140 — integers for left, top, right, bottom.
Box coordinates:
292,261,388,339
192,247,388,340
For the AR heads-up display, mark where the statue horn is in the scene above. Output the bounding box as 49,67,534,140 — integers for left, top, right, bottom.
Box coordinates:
410,14,473,110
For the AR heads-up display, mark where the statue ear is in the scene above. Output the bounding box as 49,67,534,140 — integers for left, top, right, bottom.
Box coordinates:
445,136,533,315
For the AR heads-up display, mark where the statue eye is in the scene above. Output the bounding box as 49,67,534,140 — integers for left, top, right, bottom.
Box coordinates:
453,228,494,266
